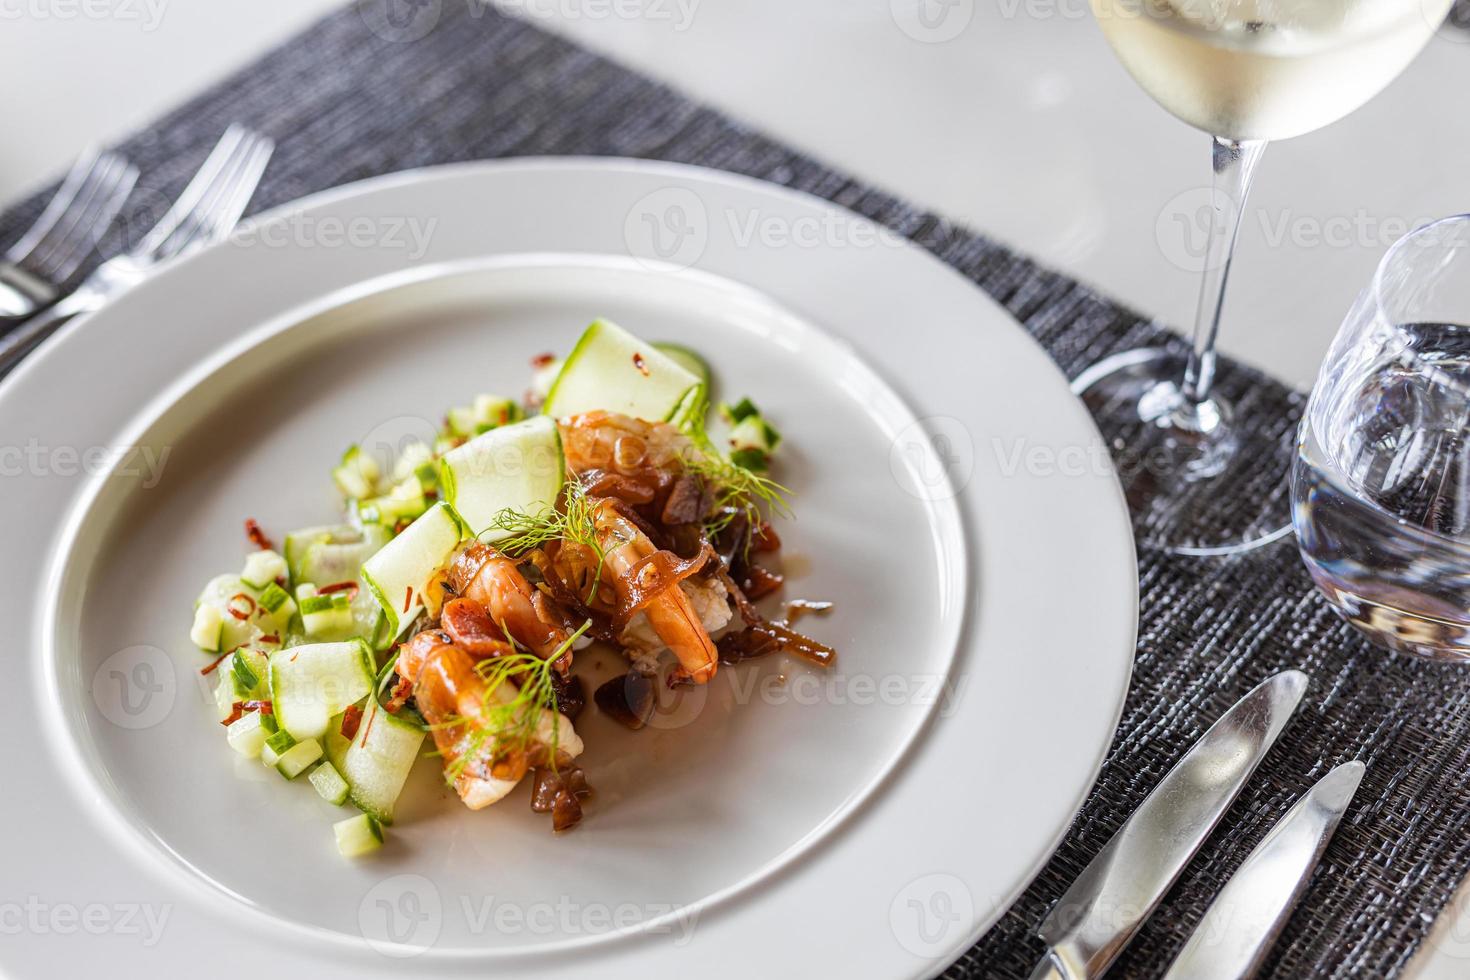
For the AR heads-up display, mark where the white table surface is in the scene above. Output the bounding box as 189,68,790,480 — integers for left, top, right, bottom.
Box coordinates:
2,0,1468,974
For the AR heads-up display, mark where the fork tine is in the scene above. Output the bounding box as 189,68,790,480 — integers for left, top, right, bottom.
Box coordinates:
3,149,101,263
5,150,135,270
149,132,273,262
28,155,139,282
131,124,250,259
202,138,273,241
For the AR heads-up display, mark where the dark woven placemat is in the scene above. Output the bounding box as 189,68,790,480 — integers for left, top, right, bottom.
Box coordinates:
6,4,1470,977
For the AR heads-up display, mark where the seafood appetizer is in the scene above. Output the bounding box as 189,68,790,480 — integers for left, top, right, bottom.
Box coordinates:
187,319,834,857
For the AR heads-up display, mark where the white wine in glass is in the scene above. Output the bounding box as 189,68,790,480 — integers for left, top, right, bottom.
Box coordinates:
1077,0,1451,555
1093,0,1451,139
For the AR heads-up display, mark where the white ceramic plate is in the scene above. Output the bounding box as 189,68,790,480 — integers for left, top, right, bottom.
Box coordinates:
0,159,1135,978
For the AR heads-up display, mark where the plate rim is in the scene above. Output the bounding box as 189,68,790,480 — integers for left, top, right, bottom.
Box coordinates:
1,156,1137,977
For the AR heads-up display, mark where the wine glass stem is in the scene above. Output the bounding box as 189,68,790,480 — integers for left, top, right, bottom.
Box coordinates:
1180,136,1269,405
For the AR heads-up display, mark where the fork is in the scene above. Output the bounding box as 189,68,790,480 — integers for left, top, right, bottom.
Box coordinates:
0,124,274,376
0,149,139,321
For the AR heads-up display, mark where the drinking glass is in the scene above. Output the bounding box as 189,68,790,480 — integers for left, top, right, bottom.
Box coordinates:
1082,0,1451,555
1295,215,1470,660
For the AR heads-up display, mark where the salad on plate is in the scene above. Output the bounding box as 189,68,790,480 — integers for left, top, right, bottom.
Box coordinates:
186,319,834,857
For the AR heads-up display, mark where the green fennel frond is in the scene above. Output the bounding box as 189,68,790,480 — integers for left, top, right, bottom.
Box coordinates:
485,479,607,602
438,619,590,783
675,387,791,534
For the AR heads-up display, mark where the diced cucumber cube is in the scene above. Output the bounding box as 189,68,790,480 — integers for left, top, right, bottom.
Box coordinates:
391,441,435,484
542,319,703,422
274,738,324,779
240,549,287,590
728,448,768,472
230,648,267,699
412,460,439,491
333,446,381,500
333,813,384,858
283,525,392,647
258,581,291,611
438,416,563,542
362,492,428,524
721,397,760,424
353,501,384,528
308,761,350,806
472,393,521,429
299,593,349,615
361,502,464,640
300,592,354,639
268,640,375,740
257,582,295,626
213,669,236,722
728,414,779,453
194,574,267,652
190,604,225,652
226,711,271,759
445,406,477,438
720,398,780,472
265,729,297,752
261,728,296,766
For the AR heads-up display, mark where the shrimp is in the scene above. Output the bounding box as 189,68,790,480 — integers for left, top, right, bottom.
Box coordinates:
449,543,571,666
398,629,582,810
591,499,718,685
558,411,691,477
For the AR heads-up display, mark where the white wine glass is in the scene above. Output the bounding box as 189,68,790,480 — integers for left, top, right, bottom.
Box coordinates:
1078,0,1452,555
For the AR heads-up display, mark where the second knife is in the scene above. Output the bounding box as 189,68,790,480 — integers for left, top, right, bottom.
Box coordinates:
1028,670,1309,980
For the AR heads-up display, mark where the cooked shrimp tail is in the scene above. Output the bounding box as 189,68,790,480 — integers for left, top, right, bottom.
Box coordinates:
399,629,583,811
591,499,718,685
450,542,572,669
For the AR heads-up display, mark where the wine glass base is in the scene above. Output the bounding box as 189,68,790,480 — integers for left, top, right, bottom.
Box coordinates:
1072,347,1295,557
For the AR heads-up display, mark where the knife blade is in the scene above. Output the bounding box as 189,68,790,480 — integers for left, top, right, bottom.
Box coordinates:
1160,760,1365,980
1028,670,1309,980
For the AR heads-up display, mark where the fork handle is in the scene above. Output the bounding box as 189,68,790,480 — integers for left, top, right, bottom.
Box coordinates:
0,295,87,378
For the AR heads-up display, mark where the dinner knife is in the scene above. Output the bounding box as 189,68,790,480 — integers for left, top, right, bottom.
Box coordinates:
1160,760,1365,980
1028,670,1309,980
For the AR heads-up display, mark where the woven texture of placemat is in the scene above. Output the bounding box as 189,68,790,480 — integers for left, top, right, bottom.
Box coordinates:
5,4,1470,977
